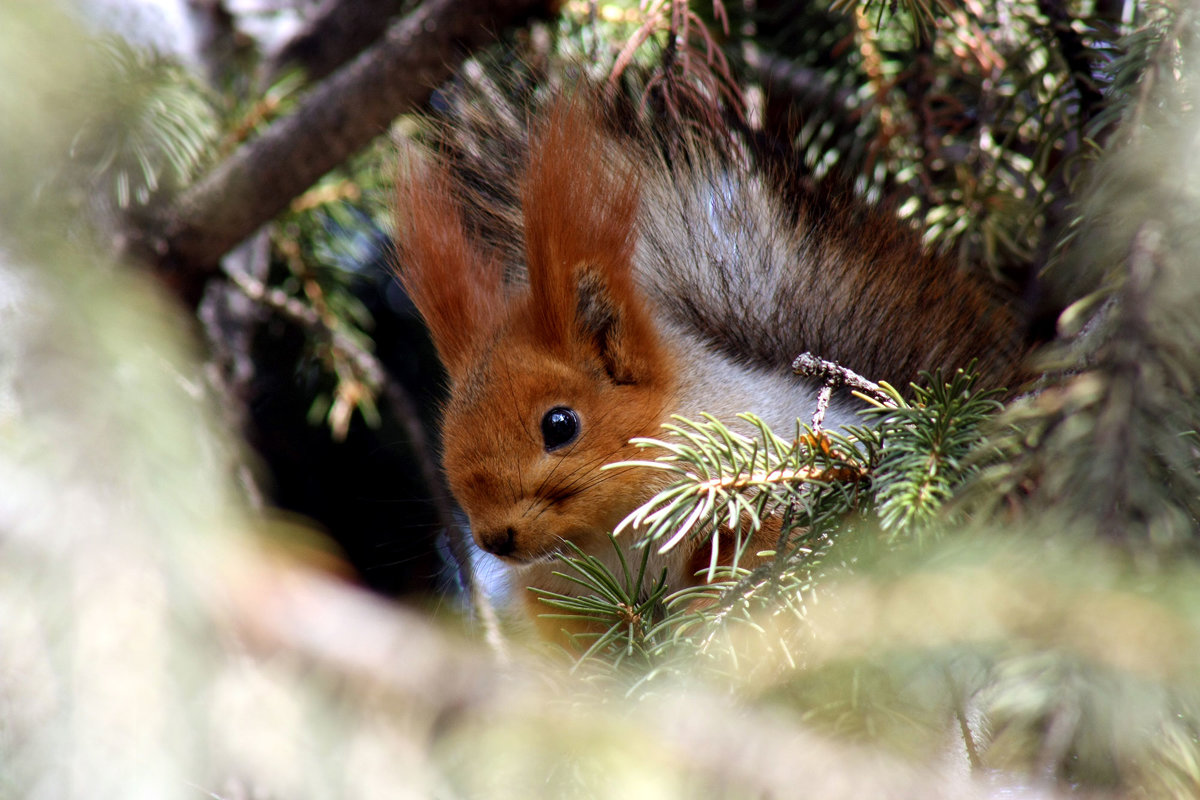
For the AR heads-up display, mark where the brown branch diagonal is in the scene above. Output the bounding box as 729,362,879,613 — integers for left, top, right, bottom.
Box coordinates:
125,0,552,293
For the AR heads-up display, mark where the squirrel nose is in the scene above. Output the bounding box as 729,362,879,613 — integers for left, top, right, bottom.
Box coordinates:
477,526,517,558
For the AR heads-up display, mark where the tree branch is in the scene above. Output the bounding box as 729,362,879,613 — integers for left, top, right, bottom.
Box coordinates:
263,0,414,85
126,0,553,298
792,352,893,405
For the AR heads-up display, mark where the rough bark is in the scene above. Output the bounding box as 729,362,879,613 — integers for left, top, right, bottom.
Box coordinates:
263,0,414,85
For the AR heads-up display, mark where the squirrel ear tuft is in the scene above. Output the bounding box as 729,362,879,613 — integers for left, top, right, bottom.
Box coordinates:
392,153,504,380
521,98,663,384
573,265,661,385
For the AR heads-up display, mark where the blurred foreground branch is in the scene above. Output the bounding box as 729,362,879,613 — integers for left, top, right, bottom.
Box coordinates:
234,558,1065,800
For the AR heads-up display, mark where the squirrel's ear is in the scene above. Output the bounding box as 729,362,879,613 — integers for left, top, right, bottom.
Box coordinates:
568,264,663,385
522,99,663,385
393,153,503,380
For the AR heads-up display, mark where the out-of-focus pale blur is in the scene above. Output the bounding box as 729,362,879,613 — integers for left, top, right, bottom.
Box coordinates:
0,6,430,797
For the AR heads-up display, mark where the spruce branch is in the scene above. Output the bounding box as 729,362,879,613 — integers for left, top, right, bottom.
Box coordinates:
830,0,953,41
533,537,670,667
863,368,1005,542
741,46,858,121
608,414,868,581
609,0,745,127
64,36,220,221
851,3,900,161
976,7,1200,554
1124,5,1193,145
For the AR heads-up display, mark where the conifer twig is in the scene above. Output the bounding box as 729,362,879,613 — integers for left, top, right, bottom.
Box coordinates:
792,352,895,405
811,384,835,431
609,0,744,126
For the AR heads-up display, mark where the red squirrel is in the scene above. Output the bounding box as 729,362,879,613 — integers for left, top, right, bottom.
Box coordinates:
393,92,1027,637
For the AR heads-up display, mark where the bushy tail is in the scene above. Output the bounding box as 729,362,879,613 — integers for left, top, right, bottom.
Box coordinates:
409,71,1030,392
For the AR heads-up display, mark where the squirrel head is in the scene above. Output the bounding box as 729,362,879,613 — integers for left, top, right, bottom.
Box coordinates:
395,100,676,563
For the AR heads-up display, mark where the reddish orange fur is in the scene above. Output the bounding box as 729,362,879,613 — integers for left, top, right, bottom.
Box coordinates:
518,101,668,386
393,156,505,380
522,104,634,336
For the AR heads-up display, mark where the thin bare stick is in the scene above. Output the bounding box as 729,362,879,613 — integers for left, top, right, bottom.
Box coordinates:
810,383,834,432
228,268,509,660
792,352,894,406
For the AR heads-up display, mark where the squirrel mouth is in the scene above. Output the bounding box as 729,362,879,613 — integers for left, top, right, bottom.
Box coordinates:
473,528,566,565
498,545,566,567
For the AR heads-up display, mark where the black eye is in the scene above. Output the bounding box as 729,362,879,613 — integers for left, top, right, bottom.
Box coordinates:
541,406,580,452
